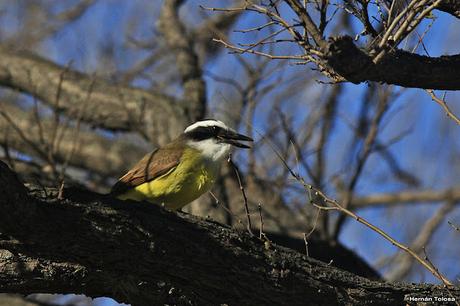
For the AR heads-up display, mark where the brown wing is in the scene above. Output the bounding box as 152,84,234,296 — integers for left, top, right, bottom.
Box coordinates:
110,145,183,196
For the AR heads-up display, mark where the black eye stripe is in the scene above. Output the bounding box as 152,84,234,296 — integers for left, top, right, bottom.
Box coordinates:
185,126,223,140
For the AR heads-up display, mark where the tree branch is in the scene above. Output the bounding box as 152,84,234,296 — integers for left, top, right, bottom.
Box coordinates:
353,188,460,208
0,47,186,144
284,0,326,48
325,36,460,90
0,161,459,305
437,0,460,18
0,103,145,178
158,0,206,121
211,1,460,90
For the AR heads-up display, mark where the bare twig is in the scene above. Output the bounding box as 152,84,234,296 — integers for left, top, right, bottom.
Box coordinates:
303,232,309,257
427,90,460,126
374,0,442,63
284,0,327,48
303,207,321,258
214,38,310,61
448,220,460,232
228,156,254,237
234,21,276,33
422,247,459,305
209,191,243,225
51,62,73,158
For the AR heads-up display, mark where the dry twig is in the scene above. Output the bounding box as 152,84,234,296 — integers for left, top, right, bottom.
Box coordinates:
427,90,460,126
448,221,460,232
228,156,254,237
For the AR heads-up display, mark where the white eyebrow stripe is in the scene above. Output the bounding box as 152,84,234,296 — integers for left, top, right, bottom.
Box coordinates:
184,120,229,133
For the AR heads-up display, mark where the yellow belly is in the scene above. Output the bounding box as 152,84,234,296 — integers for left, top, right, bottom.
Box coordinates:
117,149,220,210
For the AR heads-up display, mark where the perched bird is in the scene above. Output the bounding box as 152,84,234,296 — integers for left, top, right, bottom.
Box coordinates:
110,119,253,210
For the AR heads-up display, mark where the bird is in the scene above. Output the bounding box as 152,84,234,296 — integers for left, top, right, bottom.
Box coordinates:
110,119,253,211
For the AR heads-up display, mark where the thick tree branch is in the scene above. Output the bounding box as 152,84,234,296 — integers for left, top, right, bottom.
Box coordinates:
0,47,186,144
0,161,458,305
437,0,460,18
325,36,460,90
212,2,460,90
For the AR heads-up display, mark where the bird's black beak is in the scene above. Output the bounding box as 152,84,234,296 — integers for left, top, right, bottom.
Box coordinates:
219,130,253,149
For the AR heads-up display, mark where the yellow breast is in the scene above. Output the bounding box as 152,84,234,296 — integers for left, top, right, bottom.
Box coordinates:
117,148,220,210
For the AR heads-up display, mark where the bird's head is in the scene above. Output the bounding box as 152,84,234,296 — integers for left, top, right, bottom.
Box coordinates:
183,119,253,161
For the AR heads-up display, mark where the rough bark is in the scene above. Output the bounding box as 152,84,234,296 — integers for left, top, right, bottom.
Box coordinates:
437,0,460,18
324,36,460,90
0,161,458,306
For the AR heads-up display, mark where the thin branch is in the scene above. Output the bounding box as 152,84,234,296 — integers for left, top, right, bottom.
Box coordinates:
448,221,460,232
422,247,460,306
228,157,254,237
258,203,264,239
374,0,442,63
214,38,310,61
284,0,327,48
427,90,460,126
209,191,243,225
234,21,276,33
353,188,460,208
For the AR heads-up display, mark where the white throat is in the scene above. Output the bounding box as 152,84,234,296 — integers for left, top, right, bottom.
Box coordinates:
187,139,231,162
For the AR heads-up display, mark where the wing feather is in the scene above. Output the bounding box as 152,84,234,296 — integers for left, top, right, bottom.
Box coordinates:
110,146,183,196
